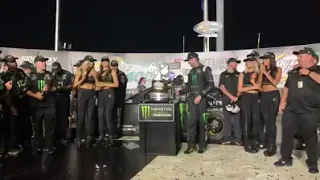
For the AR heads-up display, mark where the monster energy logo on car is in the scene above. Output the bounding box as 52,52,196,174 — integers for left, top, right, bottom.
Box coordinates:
191,74,197,85
38,80,45,91
141,105,151,119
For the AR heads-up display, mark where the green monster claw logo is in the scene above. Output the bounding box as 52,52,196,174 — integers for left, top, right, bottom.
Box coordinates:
179,103,186,128
191,74,197,85
141,106,151,119
38,80,45,91
202,113,208,123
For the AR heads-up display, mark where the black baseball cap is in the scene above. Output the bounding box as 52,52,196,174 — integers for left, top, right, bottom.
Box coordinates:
110,60,118,67
34,55,49,63
52,62,61,69
101,56,110,62
20,61,33,69
247,51,260,59
184,52,199,62
227,58,241,64
260,52,276,59
293,47,317,57
2,55,18,63
243,57,256,62
83,55,96,62
73,60,84,67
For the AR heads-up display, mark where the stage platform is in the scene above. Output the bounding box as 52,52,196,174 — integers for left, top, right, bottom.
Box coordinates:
133,143,318,180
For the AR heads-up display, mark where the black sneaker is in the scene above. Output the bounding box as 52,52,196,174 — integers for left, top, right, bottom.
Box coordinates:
8,149,20,156
108,136,114,145
43,148,54,155
184,146,197,154
76,138,82,148
295,143,306,150
274,159,292,166
232,141,242,146
197,148,206,154
221,140,232,145
308,167,319,174
244,142,258,153
263,145,277,157
305,160,319,174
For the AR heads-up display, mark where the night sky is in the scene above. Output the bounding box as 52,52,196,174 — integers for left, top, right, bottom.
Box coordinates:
1,0,319,53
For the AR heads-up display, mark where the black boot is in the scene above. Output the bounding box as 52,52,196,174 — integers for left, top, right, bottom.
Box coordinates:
184,144,197,154
76,138,82,149
85,136,92,148
264,144,277,157
244,140,258,154
108,135,114,145
97,135,104,144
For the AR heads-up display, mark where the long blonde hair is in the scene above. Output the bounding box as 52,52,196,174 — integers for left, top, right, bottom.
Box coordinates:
244,60,259,73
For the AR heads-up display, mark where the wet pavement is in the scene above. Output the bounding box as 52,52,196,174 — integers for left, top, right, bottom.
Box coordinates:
0,141,155,180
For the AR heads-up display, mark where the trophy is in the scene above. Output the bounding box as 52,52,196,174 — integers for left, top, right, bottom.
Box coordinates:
148,65,171,102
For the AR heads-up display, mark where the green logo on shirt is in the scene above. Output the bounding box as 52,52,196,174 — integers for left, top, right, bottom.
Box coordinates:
191,74,197,85
17,80,25,88
38,80,45,91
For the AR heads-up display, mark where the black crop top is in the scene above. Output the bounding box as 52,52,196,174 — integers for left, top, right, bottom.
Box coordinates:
243,72,255,87
262,69,277,85
82,73,95,84
100,70,114,83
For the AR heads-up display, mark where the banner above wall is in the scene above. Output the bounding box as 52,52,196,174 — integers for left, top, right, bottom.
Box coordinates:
1,43,320,89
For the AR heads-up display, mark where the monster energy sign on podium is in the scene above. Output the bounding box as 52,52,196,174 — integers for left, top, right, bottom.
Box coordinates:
138,103,174,122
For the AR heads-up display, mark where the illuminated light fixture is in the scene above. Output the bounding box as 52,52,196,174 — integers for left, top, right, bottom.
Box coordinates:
193,21,223,38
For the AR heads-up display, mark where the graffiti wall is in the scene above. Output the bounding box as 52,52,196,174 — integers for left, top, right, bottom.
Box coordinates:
1,43,320,90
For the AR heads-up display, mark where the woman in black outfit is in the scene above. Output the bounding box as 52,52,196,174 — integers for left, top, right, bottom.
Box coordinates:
73,55,99,148
238,57,261,153
258,52,282,156
96,57,119,144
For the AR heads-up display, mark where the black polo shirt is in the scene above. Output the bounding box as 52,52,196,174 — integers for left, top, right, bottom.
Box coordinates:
52,69,73,96
26,71,55,109
219,70,239,103
285,65,320,114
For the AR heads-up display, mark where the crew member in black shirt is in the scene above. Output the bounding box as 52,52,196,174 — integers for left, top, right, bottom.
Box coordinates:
1,55,29,154
0,59,19,158
25,55,56,154
274,47,320,174
20,61,34,76
178,52,215,154
110,60,128,137
219,58,242,145
52,62,73,145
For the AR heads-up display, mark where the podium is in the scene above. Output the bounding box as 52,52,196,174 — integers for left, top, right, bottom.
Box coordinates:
139,103,181,156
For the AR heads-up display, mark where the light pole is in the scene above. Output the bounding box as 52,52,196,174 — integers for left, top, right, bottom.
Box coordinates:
54,0,60,51
203,0,209,52
216,0,224,51
193,0,223,52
